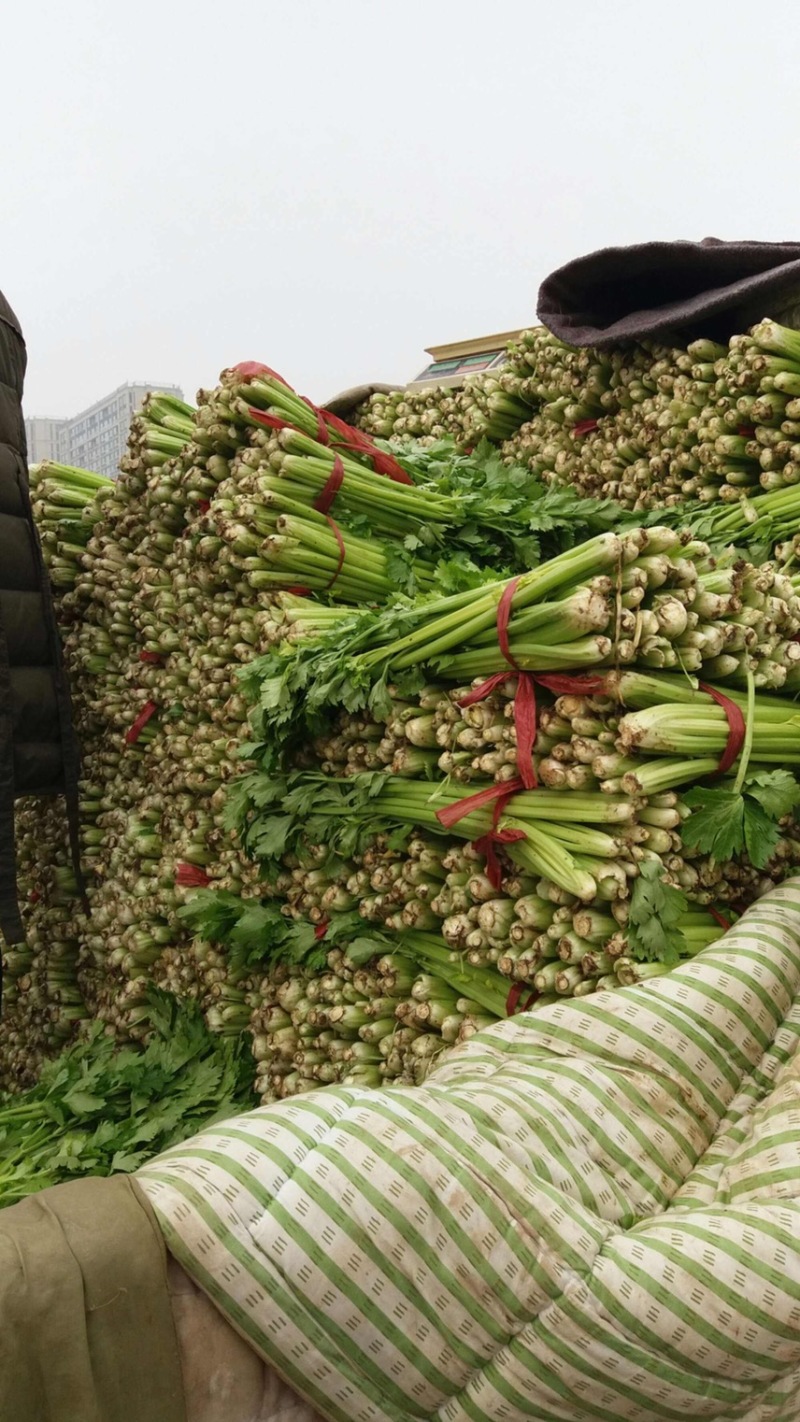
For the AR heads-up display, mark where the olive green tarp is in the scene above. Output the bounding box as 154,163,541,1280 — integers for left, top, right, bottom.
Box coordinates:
0,1174,186,1422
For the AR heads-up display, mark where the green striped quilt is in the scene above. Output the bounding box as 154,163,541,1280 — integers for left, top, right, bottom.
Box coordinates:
137,878,800,1422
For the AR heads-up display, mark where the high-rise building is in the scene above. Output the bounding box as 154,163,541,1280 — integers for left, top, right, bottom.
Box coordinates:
25,380,185,481
24,417,70,465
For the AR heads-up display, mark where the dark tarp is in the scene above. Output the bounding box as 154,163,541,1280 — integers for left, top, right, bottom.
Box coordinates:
0,289,84,960
0,1175,187,1422
537,238,800,349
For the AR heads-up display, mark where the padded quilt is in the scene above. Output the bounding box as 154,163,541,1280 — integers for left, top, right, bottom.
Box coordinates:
138,878,800,1421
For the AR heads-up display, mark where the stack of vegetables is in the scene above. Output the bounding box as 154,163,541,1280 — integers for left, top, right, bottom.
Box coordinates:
355,320,800,513
357,339,536,449
5,332,800,1106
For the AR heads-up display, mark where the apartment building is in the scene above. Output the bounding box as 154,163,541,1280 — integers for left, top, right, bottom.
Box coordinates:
25,380,184,481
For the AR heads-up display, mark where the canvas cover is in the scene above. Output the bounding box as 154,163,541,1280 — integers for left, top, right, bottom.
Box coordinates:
322,383,402,422
0,1174,187,1422
537,238,800,348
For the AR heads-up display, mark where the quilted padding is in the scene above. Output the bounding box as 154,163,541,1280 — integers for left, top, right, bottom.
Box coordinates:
138,880,800,1422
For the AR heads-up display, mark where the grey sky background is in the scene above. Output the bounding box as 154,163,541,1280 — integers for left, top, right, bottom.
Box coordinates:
2,0,799,418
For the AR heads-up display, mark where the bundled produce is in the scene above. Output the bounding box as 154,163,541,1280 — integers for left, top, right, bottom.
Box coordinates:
29,461,113,589
356,338,536,448
7,332,800,1109
355,318,800,517
10,369,585,1096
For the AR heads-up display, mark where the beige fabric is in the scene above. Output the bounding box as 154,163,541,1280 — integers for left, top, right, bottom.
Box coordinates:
321,383,401,420
0,1175,186,1422
168,1259,323,1422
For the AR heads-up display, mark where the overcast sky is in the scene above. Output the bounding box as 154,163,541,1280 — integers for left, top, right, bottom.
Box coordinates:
2,0,799,418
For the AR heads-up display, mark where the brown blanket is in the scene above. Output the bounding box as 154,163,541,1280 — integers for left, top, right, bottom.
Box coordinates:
0,1175,186,1422
537,238,800,347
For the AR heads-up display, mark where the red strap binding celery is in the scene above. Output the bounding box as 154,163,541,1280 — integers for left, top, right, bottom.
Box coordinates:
505,982,537,1016
458,576,605,791
698,682,746,775
125,701,158,745
440,574,609,886
435,778,525,832
232,361,413,485
233,362,288,382
436,780,526,891
708,905,732,931
139,651,162,665
313,454,345,514
573,419,599,438
314,920,329,941
496,576,522,669
175,863,210,889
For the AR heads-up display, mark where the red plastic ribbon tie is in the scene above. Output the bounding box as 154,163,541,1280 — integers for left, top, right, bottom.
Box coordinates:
473,792,527,889
139,651,162,665
435,777,524,830
436,780,526,890
175,862,210,888
708,906,732,932
125,700,158,745
518,673,606,787
457,669,537,790
287,585,312,597
514,673,538,790
314,920,329,941
323,516,346,591
573,419,599,437
313,454,345,515
248,406,297,436
445,667,609,883
458,673,510,707
698,682,746,776
461,671,609,792
309,402,330,446
322,409,414,485
197,498,210,515
497,577,522,670
737,425,755,439
232,361,290,384
28,889,41,905
505,983,537,1016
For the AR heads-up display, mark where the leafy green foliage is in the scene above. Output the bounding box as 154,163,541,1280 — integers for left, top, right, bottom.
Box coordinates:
627,860,688,966
744,769,800,821
682,770,800,871
230,441,635,773
179,871,377,972
0,991,255,1208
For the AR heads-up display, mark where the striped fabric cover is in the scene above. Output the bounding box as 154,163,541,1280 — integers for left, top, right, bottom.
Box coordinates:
138,879,800,1422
